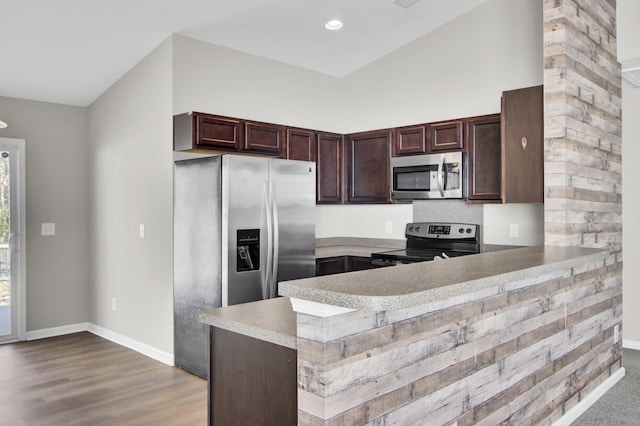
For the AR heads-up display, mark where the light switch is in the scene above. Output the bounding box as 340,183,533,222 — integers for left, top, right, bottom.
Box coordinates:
509,224,519,238
41,223,56,236
139,224,145,238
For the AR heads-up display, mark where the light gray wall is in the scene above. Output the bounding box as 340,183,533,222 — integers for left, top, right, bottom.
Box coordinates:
618,0,640,62
619,0,640,344
336,0,543,133
88,38,174,354
172,35,344,131
622,83,639,343
0,96,89,331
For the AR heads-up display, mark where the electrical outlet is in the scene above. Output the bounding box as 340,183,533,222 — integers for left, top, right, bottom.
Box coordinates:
112,297,117,312
614,324,619,343
41,223,56,236
139,224,145,238
385,221,393,234
509,224,519,238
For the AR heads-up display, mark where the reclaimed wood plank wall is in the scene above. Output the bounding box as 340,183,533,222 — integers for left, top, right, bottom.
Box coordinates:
296,257,622,425
543,0,625,422
544,0,622,253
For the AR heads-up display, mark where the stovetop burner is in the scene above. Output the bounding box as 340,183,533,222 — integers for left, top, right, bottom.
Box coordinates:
371,222,480,267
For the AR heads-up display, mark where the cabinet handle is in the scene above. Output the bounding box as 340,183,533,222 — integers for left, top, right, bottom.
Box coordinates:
521,137,528,149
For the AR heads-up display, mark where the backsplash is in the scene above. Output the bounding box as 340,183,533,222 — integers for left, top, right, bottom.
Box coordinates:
412,199,483,224
413,200,543,249
413,200,483,242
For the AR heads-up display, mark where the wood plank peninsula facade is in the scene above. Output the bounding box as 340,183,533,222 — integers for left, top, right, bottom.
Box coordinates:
281,246,617,425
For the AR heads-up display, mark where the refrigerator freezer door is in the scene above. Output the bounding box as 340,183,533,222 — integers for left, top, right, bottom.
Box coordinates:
173,156,222,378
270,158,316,294
223,155,270,306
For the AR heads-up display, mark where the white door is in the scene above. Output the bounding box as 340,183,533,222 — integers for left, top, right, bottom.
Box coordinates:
0,138,26,343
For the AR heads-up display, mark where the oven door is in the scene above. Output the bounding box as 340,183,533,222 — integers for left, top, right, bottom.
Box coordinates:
390,152,464,200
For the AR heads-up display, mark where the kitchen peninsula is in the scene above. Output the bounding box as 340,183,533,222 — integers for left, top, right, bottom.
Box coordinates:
200,245,621,425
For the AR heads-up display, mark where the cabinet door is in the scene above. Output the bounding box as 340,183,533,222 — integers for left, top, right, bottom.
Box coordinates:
348,256,372,272
467,115,502,202
195,113,242,151
501,85,544,203
429,120,464,152
315,256,348,276
345,130,392,204
210,327,297,425
245,121,284,156
286,128,316,162
393,125,426,157
316,133,344,204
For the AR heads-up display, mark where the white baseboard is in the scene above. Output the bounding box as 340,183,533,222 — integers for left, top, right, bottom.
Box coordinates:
623,339,640,351
26,322,89,340
552,367,626,426
87,323,175,367
24,322,175,367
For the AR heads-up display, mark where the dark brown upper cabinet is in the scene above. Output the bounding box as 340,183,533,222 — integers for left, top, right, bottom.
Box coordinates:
286,128,316,162
501,85,544,204
345,130,392,204
244,121,284,156
174,112,242,151
173,112,284,156
428,120,464,152
466,114,502,202
393,125,427,157
316,132,344,204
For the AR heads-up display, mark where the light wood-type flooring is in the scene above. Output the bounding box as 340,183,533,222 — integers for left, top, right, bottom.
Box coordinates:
0,332,207,425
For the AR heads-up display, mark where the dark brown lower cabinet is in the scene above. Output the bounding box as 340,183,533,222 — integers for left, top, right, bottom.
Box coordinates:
348,256,373,272
316,256,372,276
209,327,297,426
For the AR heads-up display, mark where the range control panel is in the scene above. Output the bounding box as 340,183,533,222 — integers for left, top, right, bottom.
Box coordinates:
405,222,478,239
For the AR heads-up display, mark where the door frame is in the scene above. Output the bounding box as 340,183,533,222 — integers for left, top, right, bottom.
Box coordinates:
0,137,26,342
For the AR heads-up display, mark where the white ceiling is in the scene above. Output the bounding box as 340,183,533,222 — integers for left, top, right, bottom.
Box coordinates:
0,0,489,107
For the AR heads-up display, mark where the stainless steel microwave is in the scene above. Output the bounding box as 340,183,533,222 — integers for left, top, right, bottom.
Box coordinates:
390,151,465,201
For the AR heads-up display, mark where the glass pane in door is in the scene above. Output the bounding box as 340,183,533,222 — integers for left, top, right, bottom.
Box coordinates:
0,151,10,337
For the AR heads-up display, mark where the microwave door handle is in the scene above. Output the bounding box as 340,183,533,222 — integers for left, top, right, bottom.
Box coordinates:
437,154,445,197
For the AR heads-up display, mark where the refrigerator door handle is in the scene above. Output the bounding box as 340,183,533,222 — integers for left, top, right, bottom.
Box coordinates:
270,181,279,299
264,182,273,300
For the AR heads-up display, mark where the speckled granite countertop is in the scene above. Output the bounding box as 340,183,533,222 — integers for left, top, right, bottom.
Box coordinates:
199,297,296,349
199,246,606,348
279,246,607,311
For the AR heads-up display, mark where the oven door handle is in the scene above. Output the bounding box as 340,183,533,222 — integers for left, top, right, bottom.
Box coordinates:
437,154,445,197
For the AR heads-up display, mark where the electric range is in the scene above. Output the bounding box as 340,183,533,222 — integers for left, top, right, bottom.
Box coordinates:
371,222,480,267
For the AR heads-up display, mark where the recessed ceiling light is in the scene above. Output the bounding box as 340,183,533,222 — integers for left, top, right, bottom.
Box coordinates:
393,0,421,9
324,19,343,31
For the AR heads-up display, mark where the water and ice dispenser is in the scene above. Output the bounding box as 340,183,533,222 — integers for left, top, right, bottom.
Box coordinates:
236,229,260,272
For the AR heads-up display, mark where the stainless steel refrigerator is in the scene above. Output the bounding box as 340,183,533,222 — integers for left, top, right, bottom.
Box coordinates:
173,154,316,378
